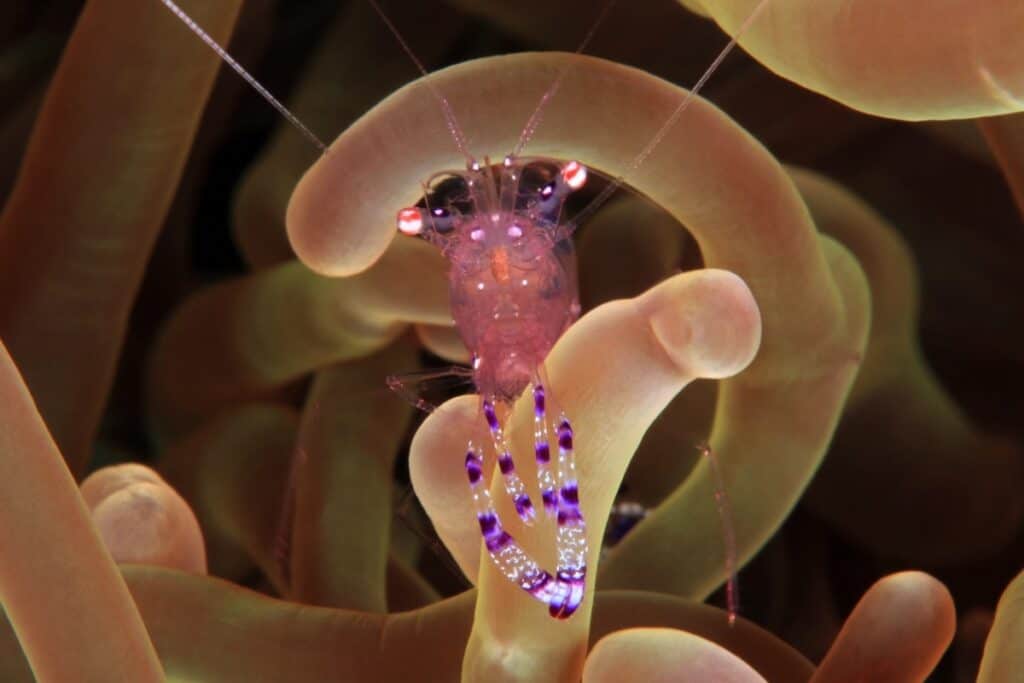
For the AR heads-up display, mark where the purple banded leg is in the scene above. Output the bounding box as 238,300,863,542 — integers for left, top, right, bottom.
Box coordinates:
532,384,558,518
552,416,588,619
483,399,536,525
464,445,572,611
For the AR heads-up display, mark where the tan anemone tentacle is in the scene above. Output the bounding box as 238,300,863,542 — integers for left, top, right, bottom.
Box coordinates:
288,55,868,675
412,269,762,682
158,403,301,588
0,568,816,682
979,113,1024,219
0,340,163,682
0,0,244,476
978,568,1024,681
695,0,1024,120
146,237,448,442
232,1,468,268
790,167,1024,564
290,339,418,611
810,571,955,683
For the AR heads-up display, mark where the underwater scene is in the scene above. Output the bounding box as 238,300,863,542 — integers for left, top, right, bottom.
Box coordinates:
1,1,1023,681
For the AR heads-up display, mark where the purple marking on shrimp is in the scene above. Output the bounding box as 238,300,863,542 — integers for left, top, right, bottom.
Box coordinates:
532,382,559,517
535,442,551,463
465,451,482,485
514,494,534,519
486,530,514,553
557,507,583,526
483,400,500,433
561,484,580,506
549,568,587,619
534,384,546,417
524,570,553,597
498,453,514,474
557,420,573,451
478,512,498,536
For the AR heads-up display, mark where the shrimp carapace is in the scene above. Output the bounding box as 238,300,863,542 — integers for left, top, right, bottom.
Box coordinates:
397,157,584,402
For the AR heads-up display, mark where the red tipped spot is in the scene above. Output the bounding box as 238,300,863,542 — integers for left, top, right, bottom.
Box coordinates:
397,207,423,235
561,161,587,190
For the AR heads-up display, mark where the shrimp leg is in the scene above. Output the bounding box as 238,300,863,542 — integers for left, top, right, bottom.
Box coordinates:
464,446,579,617
532,384,559,518
482,399,537,524
551,414,587,618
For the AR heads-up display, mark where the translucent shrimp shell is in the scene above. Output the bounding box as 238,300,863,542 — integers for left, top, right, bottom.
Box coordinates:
410,157,583,402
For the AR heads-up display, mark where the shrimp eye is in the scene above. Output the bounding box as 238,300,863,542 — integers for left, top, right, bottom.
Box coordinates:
539,182,556,198
426,205,458,233
561,161,587,190
397,207,423,235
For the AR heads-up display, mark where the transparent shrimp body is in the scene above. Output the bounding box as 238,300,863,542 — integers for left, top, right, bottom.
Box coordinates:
397,156,590,618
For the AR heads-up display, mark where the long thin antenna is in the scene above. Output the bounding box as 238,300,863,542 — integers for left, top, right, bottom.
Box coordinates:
510,0,618,158
157,0,328,152
571,0,772,227
366,0,475,165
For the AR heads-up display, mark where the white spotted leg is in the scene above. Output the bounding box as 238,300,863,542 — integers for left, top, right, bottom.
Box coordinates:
533,380,588,616
464,445,578,617
465,391,588,618
483,399,537,524
551,412,587,618
532,384,559,517
529,381,591,617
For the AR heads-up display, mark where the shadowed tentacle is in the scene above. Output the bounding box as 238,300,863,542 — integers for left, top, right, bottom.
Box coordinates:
464,446,577,615
533,384,558,518
482,399,537,525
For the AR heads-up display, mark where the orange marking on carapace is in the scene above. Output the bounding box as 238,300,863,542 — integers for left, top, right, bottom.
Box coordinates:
491,247,510,283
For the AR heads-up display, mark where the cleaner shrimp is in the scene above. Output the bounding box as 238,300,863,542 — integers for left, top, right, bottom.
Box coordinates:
157,0,771,621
